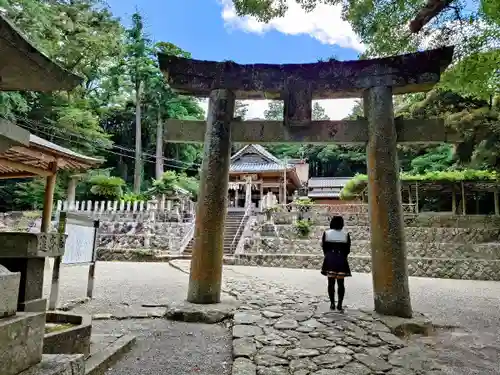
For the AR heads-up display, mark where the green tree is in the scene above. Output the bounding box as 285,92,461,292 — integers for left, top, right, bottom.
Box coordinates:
312,102,329,120
264,101,284,120
232,0,500,102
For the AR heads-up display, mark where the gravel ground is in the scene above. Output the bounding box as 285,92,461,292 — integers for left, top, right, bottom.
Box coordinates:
92,319,232,375
43,260,190,317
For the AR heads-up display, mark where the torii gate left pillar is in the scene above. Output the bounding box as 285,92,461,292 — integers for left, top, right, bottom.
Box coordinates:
187,89,235,304
158,46,455,315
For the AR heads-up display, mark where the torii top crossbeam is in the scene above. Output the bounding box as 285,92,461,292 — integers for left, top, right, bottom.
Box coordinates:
158,47,454,100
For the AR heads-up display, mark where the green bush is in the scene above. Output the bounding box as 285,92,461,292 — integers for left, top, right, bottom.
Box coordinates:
150,171,199,199
293,196,313,207
88,175,125,200
340,169,498,200
121,192,147,202
295,219,312,238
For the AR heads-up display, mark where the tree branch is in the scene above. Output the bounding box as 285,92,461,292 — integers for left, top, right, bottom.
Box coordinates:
409,0,455,33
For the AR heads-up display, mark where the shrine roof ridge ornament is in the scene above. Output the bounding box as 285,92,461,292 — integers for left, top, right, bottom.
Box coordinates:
158,46,454,100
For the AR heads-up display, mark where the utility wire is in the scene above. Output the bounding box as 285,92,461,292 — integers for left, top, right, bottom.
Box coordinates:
13,115,202,167
18,122,201,172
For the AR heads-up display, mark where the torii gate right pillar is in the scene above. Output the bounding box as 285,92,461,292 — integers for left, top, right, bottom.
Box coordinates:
364,86,412,318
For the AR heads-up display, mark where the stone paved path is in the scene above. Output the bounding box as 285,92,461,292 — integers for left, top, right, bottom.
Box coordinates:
169,261,444,375
45,261,500,374
227,280,443,375
173,261,500,375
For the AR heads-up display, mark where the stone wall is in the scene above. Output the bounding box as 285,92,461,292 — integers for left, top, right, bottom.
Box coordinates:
232,254,500,281
0,211,194,255
273,225,500,244
97,221,193,253
243,237,500,260
237,216,500,281
269,211,500,229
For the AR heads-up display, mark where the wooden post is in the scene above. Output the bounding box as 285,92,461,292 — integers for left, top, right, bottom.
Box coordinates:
451,186,457,214
87,219,100,299
67,176,78,209
364,86,412,318
461,181,466,215
187,89,235,304
41,162,57,233
259,182,264,209
244,176,252,208
415,182,419,214
494,190,499,216
49,211,66,310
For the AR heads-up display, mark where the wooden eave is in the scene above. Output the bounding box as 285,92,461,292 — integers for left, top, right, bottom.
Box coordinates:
0,13,82,91
350,179,499,195
0,133,103,178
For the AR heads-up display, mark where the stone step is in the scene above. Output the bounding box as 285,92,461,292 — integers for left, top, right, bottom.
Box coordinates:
232,253,500,281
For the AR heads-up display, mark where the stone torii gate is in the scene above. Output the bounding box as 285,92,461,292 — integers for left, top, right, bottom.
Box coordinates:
158,46,455,318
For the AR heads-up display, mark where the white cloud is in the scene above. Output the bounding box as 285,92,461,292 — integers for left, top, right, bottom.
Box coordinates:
219,0,365,52
199,98,358,121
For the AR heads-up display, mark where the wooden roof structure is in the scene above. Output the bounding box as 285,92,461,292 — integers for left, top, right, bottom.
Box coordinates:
0,13,82,91
0,133,103,179
346,178,499,199
404,180,499,194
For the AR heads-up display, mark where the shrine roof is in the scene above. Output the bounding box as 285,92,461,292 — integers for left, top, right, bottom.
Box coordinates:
0,130,103,179
308,177,351,189
230,144,294,173
158,47,454,100
308,190,343,198
231,144,281,163
0,13,82,91
230,162,292,173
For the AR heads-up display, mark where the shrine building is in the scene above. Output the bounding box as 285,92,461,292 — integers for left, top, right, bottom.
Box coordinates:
228,145,308,209
307,177,352,205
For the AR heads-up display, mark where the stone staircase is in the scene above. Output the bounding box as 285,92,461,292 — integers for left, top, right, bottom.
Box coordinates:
183,211,249,255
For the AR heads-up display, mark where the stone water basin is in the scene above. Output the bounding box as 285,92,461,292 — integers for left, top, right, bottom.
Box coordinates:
43,311,92,357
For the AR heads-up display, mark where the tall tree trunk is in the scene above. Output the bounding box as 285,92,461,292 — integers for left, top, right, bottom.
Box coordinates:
155,111,164,180
133,80,143,193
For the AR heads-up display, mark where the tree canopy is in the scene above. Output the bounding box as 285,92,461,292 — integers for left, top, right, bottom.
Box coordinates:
0,0,498,211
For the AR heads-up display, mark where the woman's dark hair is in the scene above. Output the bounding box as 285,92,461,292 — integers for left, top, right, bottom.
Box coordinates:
330,215,344,230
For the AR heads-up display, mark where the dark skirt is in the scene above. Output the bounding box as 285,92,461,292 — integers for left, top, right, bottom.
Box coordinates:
321,251,351,277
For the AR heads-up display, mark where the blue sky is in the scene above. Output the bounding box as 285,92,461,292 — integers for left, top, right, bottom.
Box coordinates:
105,0,363,119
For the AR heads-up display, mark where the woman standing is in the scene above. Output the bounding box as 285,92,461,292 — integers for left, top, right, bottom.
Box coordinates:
321,215,351,312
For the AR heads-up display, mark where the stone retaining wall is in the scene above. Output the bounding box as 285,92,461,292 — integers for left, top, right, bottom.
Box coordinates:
268,224,500,243
270,212,500,229
243,237,500,260
232,254,500,281
242,215,500,281
97,222,192,252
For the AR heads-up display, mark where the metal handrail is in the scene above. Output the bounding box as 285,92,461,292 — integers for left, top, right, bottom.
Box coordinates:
229,205,251,253
179,217,195,254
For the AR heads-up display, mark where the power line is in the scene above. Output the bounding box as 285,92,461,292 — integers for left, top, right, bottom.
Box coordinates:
18,122,200,172
13,115,202,168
